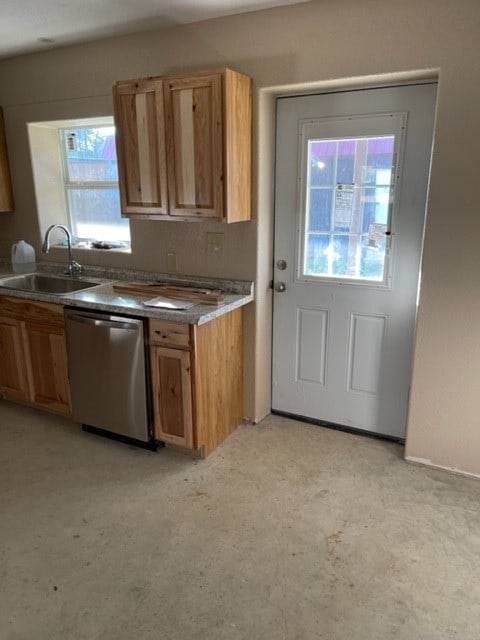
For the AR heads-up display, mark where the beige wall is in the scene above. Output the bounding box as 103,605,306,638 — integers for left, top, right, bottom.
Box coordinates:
0,0,479,474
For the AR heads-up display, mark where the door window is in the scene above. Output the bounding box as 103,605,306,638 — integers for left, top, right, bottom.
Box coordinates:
302,133,397,284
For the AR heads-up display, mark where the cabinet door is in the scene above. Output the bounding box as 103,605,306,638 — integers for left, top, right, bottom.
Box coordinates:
164,74,223,219
150,346,193,448
23,322,71,415
0,316,29,402
113,78,168,217
0,107,14,213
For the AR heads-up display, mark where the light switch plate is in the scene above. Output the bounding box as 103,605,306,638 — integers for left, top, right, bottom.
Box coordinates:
206,232,223,255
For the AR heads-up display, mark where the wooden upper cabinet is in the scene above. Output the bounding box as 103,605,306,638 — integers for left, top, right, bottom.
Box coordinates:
113,78,168,217
113,68,252,222
0,107,14,213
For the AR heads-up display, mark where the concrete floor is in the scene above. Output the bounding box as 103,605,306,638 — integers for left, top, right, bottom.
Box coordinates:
1,402,480,640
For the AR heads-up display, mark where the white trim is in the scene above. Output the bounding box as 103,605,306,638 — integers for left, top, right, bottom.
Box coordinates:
270,69,439,100
295,112,406,288
405,455,480,480
32,115,114,129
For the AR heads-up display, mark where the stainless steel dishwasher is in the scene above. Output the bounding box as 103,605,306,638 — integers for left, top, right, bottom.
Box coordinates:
65,308,154,448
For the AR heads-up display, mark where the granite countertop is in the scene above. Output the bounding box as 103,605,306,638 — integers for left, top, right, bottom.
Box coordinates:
0,263,254,325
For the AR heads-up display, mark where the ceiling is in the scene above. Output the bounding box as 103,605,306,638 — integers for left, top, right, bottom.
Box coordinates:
0,0,307,59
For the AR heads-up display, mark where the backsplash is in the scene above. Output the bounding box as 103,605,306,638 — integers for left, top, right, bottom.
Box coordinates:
16,261,254,296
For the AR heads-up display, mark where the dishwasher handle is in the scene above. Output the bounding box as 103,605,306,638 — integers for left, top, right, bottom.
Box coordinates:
66,312,141,332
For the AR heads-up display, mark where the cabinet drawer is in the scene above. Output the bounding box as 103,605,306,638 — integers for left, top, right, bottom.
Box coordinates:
149,319,190,348
0,295,65,327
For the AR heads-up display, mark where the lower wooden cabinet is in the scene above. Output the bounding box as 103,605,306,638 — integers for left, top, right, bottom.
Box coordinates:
0,296,71,415
0,293,244,451
149,308,244,457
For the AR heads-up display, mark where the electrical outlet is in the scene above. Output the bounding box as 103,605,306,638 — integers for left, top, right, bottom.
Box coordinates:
206,232,224,255
166,252,177,273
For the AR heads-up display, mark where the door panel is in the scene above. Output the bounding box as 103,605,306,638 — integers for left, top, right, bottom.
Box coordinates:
347,313,386,395
296,307,328,385
272,84,437,438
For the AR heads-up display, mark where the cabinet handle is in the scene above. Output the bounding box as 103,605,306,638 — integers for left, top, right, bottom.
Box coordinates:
155,331,171,340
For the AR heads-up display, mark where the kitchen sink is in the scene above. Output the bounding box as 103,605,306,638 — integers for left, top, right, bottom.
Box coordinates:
0,273,101,295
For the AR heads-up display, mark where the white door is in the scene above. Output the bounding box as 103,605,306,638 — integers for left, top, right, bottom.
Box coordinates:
272,84,436,439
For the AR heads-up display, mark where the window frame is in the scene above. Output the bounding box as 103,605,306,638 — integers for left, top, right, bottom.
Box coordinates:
296,113,407,290
303,137,394,283
58,122,130,248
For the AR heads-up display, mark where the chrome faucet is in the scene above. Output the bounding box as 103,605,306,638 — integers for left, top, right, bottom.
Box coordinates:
42,224,83,278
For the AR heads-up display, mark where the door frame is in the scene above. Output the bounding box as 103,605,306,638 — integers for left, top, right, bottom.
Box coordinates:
251,69,438,424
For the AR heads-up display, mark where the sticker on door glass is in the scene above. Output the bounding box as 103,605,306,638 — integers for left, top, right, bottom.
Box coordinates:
368,223,387,248
334,184,354,228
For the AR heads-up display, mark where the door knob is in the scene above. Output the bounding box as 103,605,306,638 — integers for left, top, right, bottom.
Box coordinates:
275,281,286,292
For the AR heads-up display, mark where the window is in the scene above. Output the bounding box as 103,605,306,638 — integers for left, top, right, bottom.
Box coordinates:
60,123,130,248
304,135,395,282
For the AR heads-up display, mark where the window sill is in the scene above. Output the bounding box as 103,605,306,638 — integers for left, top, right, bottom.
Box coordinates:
48,243,132,255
